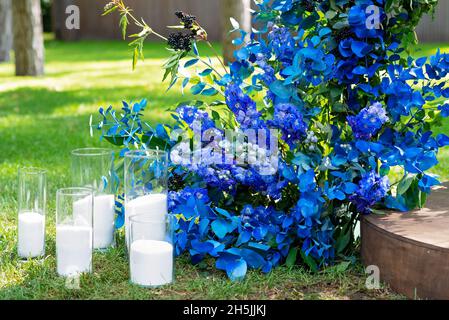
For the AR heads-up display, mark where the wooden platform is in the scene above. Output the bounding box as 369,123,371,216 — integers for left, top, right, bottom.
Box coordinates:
361,183,449,299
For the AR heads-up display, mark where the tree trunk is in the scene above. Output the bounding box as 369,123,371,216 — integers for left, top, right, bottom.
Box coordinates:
0,0,12,62
220,0,251,65
12,0,45,76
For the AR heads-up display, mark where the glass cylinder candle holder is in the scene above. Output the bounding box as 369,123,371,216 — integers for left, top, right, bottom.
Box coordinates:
129,213,174,287
56,187,93,277
17,167,47,259
124,150,168,247
71,148,116,251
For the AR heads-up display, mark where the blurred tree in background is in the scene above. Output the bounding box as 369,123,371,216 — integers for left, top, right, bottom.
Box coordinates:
0,0,12,62
12,0,45,76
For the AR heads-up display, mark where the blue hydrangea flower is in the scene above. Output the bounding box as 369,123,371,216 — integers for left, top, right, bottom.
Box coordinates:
196,165,237,193
349,170,390,214
347,102,388,140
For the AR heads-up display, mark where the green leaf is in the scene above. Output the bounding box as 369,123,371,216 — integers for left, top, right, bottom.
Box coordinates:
379,165,390,176
119,14,129,40
300,250,318,272
332,102,348,113
335,227,351,254
419,190,428,209
286,247,298,267
190,83,206,95
199,68,213,77
397,174,415,195
325,10,337,20
404,179,421,210
201,88,218,96
184,59,199,68
211,110,221,121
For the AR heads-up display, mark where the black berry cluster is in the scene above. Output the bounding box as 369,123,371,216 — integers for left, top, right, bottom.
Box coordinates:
167,32,194,51
175,11,197,30
167,11,198,52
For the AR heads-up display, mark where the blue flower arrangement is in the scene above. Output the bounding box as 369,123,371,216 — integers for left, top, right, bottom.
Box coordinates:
98,0,446,280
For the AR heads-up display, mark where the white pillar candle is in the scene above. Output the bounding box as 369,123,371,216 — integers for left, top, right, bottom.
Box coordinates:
93,194,115,249
130,240,173,287
73,195,91,226
18,211,45,258
73,195,115,249
56,225,92,276
125,194,167,245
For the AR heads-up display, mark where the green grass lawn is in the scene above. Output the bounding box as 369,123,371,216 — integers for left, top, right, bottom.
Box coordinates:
0,38,448,300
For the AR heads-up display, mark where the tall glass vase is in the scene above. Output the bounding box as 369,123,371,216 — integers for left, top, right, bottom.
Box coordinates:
56,187,93,277
71,148,116,250
124,149,168,247
17,167,47,259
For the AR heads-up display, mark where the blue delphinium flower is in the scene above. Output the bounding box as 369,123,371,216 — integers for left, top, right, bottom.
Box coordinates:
176,105,215,132
225,83,266,129
267,26,296,65
347,102,388,140
349,170,390,214
268,103,307,148
255,58,276,87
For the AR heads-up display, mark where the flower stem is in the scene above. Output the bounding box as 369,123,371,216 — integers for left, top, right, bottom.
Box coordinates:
116,1,167,41
189,53,223,78
206,41,228,73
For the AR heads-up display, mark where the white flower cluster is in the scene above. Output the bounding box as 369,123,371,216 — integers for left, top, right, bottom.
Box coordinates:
304,131,318,152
